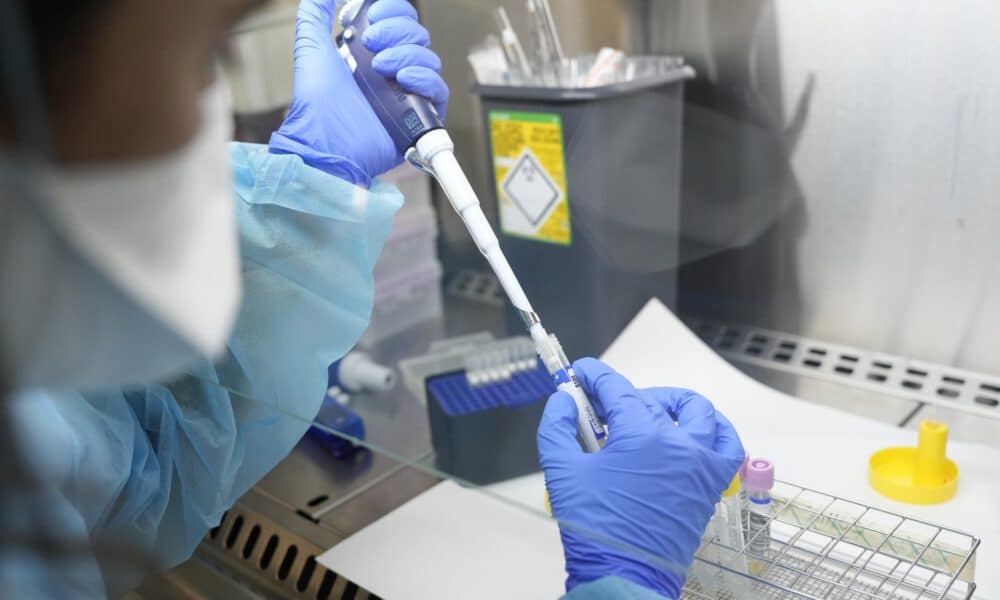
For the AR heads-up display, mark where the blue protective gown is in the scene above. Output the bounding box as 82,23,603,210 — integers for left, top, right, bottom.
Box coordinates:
4,143,400,596
3,143,667,599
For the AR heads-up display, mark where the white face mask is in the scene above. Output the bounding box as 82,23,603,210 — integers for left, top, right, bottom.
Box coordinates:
1,81,241,390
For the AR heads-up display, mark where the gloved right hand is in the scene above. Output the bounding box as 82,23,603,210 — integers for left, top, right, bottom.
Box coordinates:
269,0,449,188
537,358,745,598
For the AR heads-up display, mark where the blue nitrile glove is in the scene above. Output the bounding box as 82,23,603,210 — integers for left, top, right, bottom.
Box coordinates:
269,0,450,188
538,358,745,599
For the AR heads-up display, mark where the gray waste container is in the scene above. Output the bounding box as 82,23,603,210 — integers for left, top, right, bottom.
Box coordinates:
475,61,694,358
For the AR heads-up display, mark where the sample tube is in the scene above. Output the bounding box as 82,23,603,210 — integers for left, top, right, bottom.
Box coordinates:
709,475,750,600
707,502,728,598
719,476,750,597
738,454,749,533
746,458,775,575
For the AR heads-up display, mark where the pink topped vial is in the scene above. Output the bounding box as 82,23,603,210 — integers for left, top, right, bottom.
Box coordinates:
746,458,774,491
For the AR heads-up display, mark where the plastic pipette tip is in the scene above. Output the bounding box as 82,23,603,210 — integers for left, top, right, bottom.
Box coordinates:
868,421,959,505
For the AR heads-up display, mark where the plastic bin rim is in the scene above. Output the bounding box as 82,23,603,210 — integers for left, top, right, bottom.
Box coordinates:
473,64,695,102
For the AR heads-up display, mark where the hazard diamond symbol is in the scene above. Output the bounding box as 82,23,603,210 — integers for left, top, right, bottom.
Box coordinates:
501,150,561,227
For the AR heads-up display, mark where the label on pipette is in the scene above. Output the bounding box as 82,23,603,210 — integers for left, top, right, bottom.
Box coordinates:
489,111,571,246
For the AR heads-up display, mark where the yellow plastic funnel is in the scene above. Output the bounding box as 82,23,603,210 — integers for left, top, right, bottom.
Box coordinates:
868,421,958,505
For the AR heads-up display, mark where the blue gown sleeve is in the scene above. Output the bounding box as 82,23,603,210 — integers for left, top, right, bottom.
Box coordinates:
8,143,402,595
564,576,673,600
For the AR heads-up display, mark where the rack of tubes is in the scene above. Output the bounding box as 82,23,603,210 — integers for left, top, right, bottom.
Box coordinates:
682,480,979,600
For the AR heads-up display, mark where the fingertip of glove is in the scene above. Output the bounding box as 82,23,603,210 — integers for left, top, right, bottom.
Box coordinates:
572,356,602,370
362,18,430,52
369,52,393,77
372,47,443,78
298,0,334,22
397,65,443,86
569,357,603,383
543,391,578,419
538,392,583,462
367,0,418,23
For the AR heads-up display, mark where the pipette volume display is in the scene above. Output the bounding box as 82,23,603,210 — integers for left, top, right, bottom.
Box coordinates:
338,0,606,452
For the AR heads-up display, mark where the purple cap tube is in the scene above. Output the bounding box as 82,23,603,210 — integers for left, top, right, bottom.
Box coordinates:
747,458,775,491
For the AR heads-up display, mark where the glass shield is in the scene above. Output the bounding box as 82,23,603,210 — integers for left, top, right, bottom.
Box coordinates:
182,0,993,597
6,0,995,598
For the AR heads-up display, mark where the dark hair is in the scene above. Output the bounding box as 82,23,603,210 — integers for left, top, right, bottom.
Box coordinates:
1,0,115,151
26,0,115,72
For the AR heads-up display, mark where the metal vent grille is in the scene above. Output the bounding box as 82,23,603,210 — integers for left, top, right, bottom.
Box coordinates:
203,509,380,600
684,317,1000,421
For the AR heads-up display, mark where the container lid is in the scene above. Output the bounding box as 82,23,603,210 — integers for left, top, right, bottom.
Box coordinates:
474,63,694,102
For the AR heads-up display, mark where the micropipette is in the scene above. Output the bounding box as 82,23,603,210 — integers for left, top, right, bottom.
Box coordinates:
337,0,606,452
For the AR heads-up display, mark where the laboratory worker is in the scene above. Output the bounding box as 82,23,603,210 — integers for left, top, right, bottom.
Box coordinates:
0,0,743,598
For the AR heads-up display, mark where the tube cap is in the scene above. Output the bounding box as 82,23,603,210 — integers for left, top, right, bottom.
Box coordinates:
747,458,774,491
722,475,741,497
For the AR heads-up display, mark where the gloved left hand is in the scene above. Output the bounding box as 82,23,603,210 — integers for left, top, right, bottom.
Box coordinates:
269,0,449,188
538,358,745,599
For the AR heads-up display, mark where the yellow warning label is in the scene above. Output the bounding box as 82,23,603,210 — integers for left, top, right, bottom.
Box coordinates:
489,111,571,246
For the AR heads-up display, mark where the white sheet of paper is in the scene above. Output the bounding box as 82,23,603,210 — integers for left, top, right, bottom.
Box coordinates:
318,299,999,599
317,478,565,600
